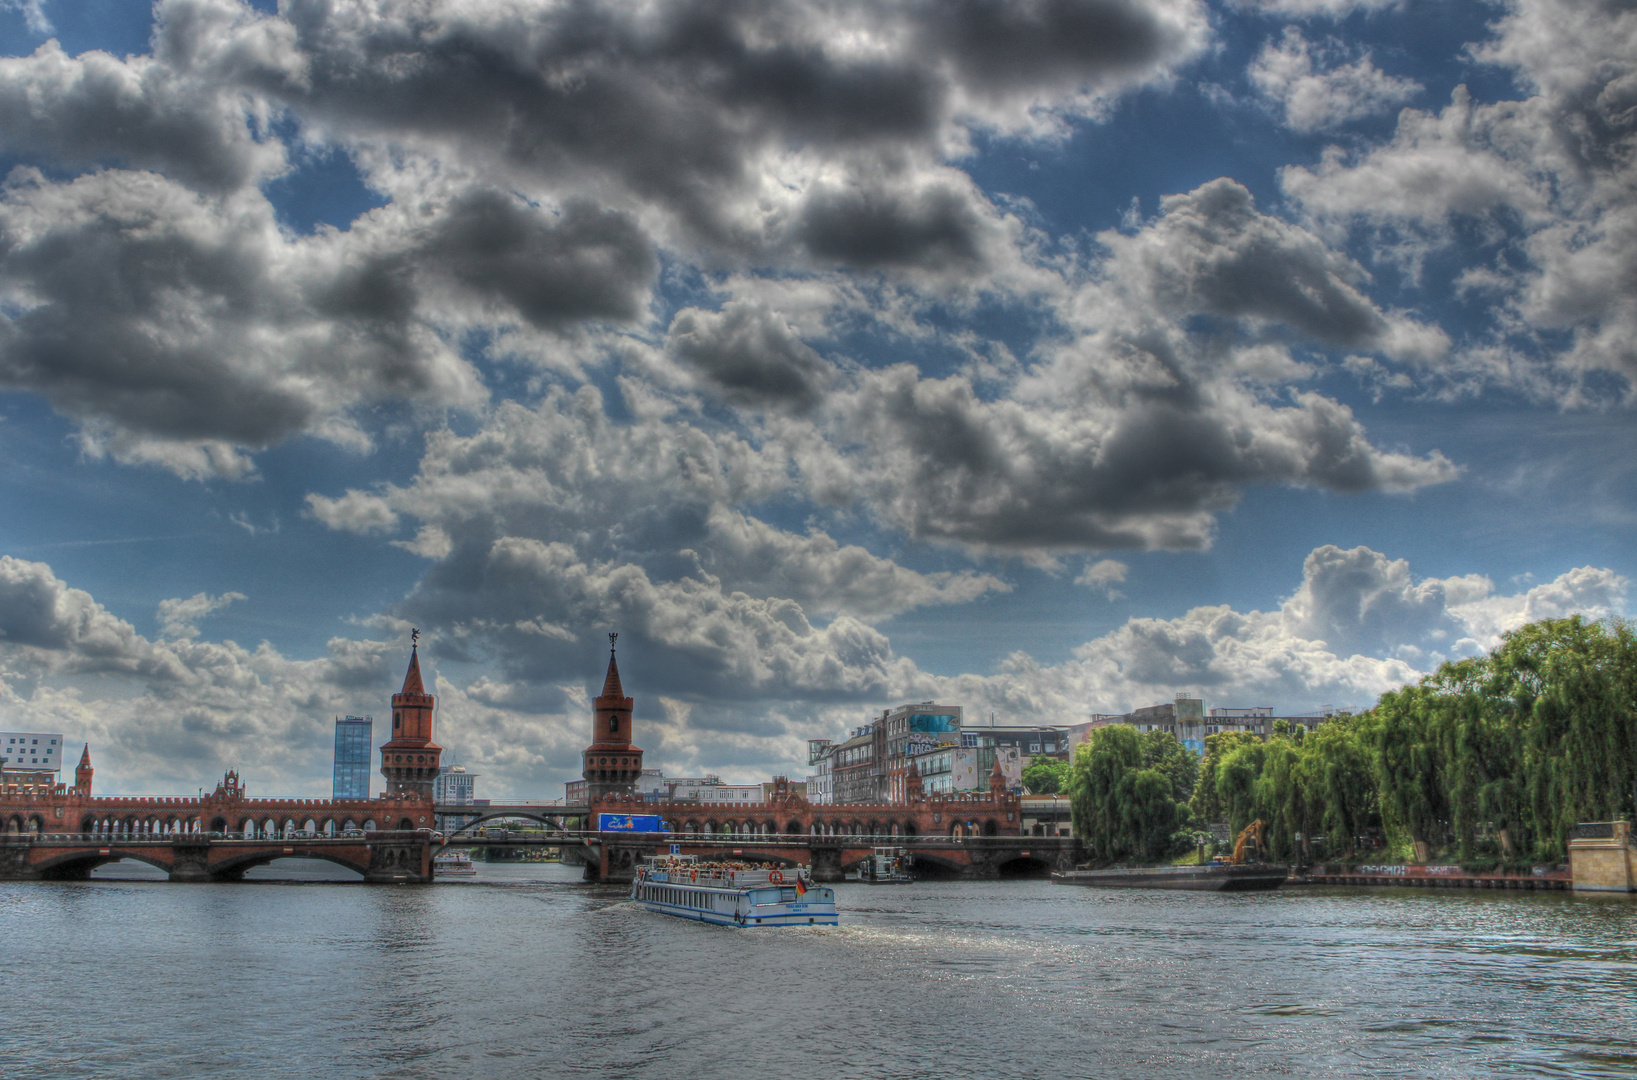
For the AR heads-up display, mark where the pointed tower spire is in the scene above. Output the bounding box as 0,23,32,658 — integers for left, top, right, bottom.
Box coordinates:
602,635,623,699
75,744,93,794
401,645,426,696
583,631,642,801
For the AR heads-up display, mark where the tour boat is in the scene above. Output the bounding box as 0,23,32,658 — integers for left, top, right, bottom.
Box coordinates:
631,856,838,927
433,850,478,876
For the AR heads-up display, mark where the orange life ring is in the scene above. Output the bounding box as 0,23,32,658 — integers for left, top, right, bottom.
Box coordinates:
691,868,698,883
769,870,784,883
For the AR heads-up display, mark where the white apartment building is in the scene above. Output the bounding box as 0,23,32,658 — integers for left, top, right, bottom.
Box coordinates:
2,732,63,773
696,784,765,805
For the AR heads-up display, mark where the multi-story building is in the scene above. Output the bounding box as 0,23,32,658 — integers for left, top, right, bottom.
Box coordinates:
660,775,725,801
1,731,63,777
433,764,477,804
956,723,1071,762
806,739,835,805
564,778,588,804
909,740,1022,796
879,702,962,803
830,727,879,804
1207,706,1272,740
433,764,480,831
1085,699,1354,756
331,716,373,799
696,783,766,805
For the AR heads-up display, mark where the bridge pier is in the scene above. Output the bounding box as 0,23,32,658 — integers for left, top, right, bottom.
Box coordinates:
809,845,843,883
0,837,37,880
168,841,213,882
364,834,434,883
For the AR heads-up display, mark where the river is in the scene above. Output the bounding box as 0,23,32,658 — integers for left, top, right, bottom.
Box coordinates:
4,860,1636,1079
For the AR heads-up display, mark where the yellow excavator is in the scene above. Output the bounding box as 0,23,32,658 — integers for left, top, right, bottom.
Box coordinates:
1210,819,1265,865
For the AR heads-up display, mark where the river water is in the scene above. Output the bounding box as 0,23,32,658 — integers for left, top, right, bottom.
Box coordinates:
5,860,1637,1079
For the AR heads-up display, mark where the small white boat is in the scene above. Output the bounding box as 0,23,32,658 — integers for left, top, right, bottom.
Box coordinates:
632,856,837,927
434,850,478,876
856,846,914,884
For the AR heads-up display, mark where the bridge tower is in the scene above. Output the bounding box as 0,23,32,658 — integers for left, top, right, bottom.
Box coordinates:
582,634,643,800
74,745,93,795
380,634,442,798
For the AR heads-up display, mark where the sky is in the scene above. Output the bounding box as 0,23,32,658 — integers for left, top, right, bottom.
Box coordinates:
0,0,1631,800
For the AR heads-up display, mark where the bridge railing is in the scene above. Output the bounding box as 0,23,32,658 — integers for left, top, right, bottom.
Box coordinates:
5,830,436,844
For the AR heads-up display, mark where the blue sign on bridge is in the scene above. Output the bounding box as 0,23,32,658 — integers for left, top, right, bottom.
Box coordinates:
598,813,668,833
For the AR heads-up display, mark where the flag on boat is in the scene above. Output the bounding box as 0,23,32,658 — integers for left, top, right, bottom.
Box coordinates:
794,877,807,897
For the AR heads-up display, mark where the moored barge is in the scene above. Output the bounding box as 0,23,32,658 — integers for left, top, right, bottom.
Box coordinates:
1052,864,1289,891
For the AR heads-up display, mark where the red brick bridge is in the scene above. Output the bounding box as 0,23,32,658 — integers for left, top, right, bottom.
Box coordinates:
1,763,439,882
0,831,434,882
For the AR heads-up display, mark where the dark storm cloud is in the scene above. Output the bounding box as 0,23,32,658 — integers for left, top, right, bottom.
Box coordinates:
1113,179,1391,349
0,170,663,461
807,358,1455,555
421,191,657,327
928,0,1182,91
0,171,331,448
187,0,1204,266
668,300,834,410
399,536,914,703
796,180,992,272
0,39,287,193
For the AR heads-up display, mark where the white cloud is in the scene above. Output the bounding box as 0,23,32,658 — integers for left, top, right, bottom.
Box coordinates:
156,591,246,640
1077,559,1129,597
1249,28,1421,132
1281,0,1637,399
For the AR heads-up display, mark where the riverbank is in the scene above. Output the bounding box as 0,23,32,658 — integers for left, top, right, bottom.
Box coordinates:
1294,863,1570,891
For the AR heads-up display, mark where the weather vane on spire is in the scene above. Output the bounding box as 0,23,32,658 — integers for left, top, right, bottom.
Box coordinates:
412,627,419,646
609,631,618,652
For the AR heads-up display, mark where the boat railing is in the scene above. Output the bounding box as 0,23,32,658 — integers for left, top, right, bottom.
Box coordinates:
640,865,807,888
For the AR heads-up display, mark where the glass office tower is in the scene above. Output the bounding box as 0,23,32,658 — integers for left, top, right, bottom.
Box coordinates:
332,716,373,799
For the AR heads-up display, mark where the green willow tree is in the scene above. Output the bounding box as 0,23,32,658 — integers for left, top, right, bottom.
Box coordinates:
1180,616,1636,866
1067,725,1192,865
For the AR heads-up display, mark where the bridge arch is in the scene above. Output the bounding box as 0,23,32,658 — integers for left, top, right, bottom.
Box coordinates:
209,847,371,881
442,809,576,839
33,847,173,881
995,854,1053,878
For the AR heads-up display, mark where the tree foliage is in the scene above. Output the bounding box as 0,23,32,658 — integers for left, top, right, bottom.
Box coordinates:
1064,617,1633,867
1023,755,1071,795
1068,726,1190,865
1183,617,1637,865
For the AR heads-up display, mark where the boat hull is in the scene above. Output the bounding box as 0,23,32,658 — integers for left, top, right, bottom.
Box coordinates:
634,894,838,927
1051,865,1289,891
